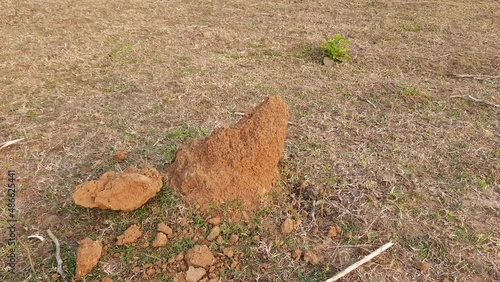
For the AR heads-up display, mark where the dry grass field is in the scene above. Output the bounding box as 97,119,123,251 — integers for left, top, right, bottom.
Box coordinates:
1,0,499,281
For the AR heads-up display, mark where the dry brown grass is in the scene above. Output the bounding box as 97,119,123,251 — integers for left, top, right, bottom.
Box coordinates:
1,0,499,281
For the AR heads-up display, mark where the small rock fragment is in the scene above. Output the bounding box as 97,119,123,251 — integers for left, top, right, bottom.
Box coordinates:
323,57,335,67
416,262,430,273
303,251,322,265
207,217,221,226
206,226,221,241
229,234,239,245
281,218,295,235
173,272,186,282
216,236,224,245
152,232,168,247
102,277,113,282
73,166,162,211
291,249,302,260
117,225,142,245
186,266,206,282
113,150,128,162
75,238,103,280
223,247,234,258
185,245,215,268
158,223,173,237
328,225,340,238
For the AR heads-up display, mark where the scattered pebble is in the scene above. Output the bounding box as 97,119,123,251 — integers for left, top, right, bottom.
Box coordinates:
207,217,222,226
281,218,295,235
303,251,322,265
223,247,234,258
158,223,173,237
207,226,221,241
416,262,430,273
186,266,206,282
291,249,302,260
152,232,168,247
116,225,142,245
229,234,239,245
113,150,128,162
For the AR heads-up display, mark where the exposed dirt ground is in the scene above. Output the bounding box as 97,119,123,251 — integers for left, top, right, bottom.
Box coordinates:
1,0,499,281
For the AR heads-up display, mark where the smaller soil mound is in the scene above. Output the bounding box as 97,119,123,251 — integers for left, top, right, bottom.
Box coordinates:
166,96,289,209
116,224,142,245
75,238,103,280
73,166,162,211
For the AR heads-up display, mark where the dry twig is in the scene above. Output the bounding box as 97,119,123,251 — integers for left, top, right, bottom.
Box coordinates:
453,74,500,80
47,229,67,282
0,138,25,151
451,95,499,108
324,241,394,282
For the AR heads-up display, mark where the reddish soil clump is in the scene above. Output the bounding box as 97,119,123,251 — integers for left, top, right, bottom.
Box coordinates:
75,238,103,280
166,96,289,209
73,166,162,211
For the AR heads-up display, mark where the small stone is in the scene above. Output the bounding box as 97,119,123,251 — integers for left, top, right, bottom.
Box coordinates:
132,266,141,274
416,262,430,273
65,231,75,238
158,223,174,237
230,259,238,269
116,225,142,245
229,234,239,245
223,247,234,258
327,226,339,238
176,252,185,262
207,226,221,241
146,268,156,276
323,57,334,67
281,218,295,235
291,249,302,260
303,251,322,265
241,211,250,222
102,277,113,282
173,272,186,282
75,238,103,280
216,236,224,245
140,241,150,248
180,218,188,227
185,245,215,268
113,150,128,162
152,232,168,247
113,252,121,258
207,217,221,226
186,266,206,282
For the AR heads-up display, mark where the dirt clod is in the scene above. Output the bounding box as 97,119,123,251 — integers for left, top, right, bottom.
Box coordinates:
73,166,162,211
152,232,168,247
223,247,234,258
117,224,142,245
303,251,322,265
158,223,173,237
186,266,206,282
102,277,113,282
185,245,215,268
291,249,302,260
75,238,103,280
416,262,430,273
281,218,295,235
229,234,239,245
207,217,221,226
206,226,221,241
113,150,128,162
328,225,341,238
166,96,289,209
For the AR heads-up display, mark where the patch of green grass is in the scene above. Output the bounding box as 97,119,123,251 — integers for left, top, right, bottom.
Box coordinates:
161,126,207,163
319,34,351,62
397,85,419,96
400,20,422,32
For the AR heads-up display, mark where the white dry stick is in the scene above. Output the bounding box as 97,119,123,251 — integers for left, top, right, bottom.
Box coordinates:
0,138,25,151
47,229,67,282
324,241,394,282
450,95,500,108
454,74,500,80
